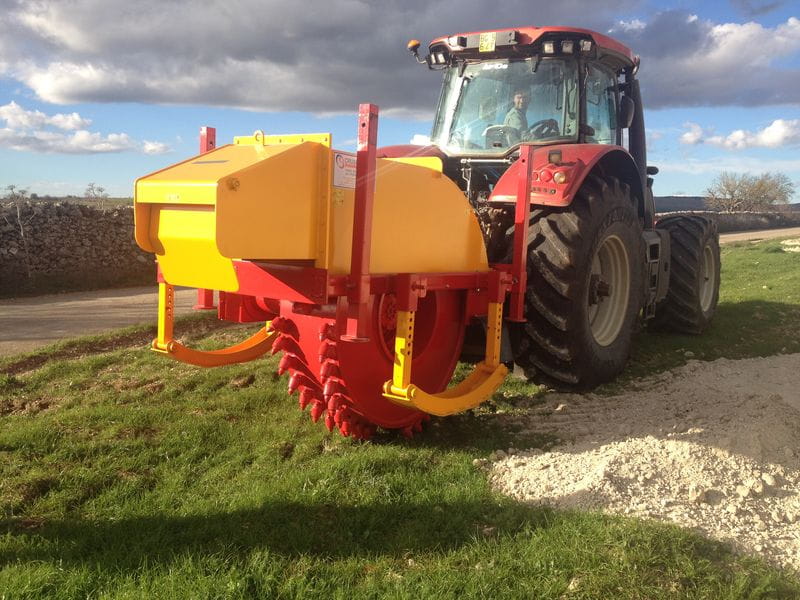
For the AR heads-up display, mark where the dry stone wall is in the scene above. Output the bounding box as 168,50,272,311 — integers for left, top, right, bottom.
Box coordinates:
0,201,153,297
656,210,800,233
1,200,799,298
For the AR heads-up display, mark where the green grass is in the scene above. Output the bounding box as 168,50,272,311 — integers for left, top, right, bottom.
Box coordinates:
624,238,800,380
1,240,799,598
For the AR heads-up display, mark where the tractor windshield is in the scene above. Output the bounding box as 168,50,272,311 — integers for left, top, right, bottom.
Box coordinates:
431,57,579,155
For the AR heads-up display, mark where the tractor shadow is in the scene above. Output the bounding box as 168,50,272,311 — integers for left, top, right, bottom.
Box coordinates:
0,498,554,573
375,407,556,456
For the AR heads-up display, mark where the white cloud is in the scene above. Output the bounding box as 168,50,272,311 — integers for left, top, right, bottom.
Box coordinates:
142,140,171,154
679,119,800,150
0,101,90,130
1,3,798,114
0,127,135,154
658,155,800,176
0,101,170,154
613,19,646,32
0,0,687,116
613,14,800,108
64,130,134,153
680,122,705,145
746,119,800,147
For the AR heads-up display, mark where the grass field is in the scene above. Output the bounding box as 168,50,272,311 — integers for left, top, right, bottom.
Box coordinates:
1,239,799,599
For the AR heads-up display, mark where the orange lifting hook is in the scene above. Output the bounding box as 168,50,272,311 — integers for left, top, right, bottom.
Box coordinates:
152,283,277,367
382,301,509,417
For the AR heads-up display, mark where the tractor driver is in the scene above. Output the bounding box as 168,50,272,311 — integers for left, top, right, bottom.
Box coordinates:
504,89,530,132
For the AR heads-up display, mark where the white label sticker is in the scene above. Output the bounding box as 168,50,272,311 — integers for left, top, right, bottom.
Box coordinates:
332,151,356,189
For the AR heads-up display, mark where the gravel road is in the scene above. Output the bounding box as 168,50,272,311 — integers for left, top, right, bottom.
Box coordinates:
719,226,800,244
0,287,200,356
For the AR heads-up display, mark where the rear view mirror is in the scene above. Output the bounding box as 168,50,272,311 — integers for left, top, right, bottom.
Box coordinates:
619,95,635,129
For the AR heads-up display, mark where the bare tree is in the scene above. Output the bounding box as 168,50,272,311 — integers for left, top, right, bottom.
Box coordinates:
748,172,794,209
2,184,34,278
705,172,748,212
85,182,109,209
705,171,795,212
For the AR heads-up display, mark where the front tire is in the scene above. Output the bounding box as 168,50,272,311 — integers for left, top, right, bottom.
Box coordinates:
510,175,644,390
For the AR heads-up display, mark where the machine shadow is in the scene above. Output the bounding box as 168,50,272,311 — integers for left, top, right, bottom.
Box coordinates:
1,499,554,573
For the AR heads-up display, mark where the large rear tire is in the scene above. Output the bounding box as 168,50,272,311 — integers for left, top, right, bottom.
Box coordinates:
510,175,644,390
652,215,720,334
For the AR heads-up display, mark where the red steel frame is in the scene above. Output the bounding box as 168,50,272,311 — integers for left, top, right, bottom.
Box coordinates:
509,144,532,322
222,104,532,336
342,103,379,341
194,126,218,310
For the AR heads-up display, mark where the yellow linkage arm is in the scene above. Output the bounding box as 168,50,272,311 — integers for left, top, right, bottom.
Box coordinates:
152,283,277,367
382,302,508,417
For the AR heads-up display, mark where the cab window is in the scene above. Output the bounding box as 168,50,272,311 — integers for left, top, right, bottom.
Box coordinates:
585,64,618,145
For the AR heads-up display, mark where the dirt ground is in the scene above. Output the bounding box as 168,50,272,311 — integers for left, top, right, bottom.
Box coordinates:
719,226,800,244
485,353,800,572
0,286,200,356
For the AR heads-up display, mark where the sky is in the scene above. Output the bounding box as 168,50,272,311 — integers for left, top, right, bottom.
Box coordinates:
0,0,799,199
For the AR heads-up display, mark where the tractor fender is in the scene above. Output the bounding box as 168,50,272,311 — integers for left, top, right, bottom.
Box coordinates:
489,144,644,214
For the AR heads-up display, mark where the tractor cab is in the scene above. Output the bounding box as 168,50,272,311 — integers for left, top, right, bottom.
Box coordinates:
401,27,652,223
432,55,580,154
415,28,638,157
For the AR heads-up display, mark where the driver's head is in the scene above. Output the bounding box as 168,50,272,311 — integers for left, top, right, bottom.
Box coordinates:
512,89,530,110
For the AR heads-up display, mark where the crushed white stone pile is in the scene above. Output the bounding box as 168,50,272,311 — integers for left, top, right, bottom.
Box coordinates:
780,238,800,253
483,354,800,571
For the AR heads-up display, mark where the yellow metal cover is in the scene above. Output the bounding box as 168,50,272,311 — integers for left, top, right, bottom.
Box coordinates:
328,157,488,275
135,140,332,290
134,134,489,291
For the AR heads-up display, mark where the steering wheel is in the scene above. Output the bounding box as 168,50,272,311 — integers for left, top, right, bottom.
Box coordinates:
483,125,521,148
527,119,560,140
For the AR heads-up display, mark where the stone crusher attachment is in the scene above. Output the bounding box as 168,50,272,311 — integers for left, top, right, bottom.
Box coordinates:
135,106,530,439
135,26,722,439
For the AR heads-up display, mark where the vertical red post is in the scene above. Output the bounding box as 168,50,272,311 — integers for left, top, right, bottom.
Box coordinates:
199,126,216,154
343,103,379,341
194,126,217,310
509,144,533,322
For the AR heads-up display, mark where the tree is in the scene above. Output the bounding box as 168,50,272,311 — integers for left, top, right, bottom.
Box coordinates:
85,182,109,209
749,172,794,209
2,184,34,278
705,171,795,212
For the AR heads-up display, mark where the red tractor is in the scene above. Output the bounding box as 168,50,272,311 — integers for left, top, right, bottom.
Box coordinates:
393,26,721,389
135,26,720,439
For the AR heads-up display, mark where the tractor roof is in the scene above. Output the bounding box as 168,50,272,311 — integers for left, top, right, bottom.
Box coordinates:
428,26,637,69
